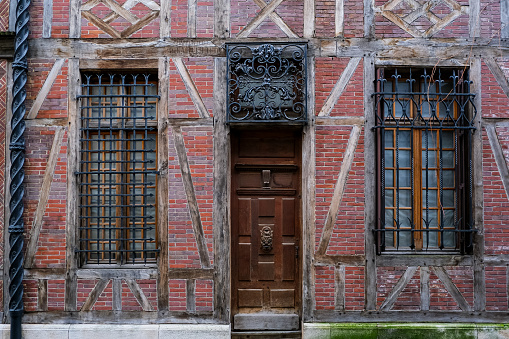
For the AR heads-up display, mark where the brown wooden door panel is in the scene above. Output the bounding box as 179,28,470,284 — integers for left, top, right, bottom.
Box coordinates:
231,129,302,327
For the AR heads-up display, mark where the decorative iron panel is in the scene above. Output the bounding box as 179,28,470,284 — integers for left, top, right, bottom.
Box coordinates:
227,43,307,123
373,67,477,254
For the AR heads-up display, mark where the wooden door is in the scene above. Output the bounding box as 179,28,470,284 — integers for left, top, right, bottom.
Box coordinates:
231,129,302,331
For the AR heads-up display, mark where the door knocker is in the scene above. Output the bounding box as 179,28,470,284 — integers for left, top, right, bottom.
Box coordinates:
260,226,273,252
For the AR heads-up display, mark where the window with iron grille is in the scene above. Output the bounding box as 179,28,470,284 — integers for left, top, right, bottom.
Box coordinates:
374,67,477,253
226,43,307,123
78,73,159,265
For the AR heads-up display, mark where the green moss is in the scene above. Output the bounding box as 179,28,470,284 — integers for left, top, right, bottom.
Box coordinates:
330,323,377,339
326,323,478,339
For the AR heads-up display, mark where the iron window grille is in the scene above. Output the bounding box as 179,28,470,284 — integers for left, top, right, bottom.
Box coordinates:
226,43,307,123
373,67,477,254
77,73,159,265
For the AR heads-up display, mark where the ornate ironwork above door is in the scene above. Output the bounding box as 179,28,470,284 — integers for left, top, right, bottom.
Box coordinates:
226,43,307,123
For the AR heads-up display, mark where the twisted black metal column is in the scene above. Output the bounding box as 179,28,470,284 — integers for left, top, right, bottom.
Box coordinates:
9,0,30,335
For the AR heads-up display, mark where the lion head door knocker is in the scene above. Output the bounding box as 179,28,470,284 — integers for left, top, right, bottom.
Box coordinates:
260,225,274,252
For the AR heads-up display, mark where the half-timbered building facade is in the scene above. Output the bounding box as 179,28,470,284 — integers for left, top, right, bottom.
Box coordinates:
1,0,509,337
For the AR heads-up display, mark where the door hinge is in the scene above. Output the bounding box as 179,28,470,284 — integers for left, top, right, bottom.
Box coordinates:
295,245,299,258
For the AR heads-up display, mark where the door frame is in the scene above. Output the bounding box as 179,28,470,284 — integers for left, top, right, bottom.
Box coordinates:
228,125,312,329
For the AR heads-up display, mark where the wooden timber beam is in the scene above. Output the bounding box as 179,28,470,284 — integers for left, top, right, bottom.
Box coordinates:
0,32,15,59
26,37,509,60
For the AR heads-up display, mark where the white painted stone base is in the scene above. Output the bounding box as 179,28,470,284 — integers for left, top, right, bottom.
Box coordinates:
0,324,231,339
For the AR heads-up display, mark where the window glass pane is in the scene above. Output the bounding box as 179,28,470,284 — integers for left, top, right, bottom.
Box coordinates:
443,231,456,248
398,169,412,187
443,170,455,188
384,131,394,146
443,190,454,208
443,150,454,168
397,130,411,145
385,209,394,227
422,189,437,207
398,229,411,248
385,230,394,247
442,130,454,148
422,150,437,168
385,170,394,187
399,189,412,208
385,150,393,167
385,190,394,207
398,150,411,168
398,209,412,227
423,231,438,248
422,209,438,229
422,170,437,187
423,130,441,149
443,209,455,227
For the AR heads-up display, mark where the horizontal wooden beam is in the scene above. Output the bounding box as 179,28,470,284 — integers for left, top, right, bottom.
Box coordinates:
377,255,473,267
77,269,158,280
22,311,218,324
27,38,509,59
314,254,365,266
0,33,15,59
312,310,509,323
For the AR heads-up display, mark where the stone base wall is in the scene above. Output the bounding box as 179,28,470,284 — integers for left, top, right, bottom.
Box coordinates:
0,324,230,339
303,323,509,339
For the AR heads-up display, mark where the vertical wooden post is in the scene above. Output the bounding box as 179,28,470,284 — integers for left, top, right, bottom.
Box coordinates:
364,0,375,38
363,55,377,311
214,0,230,38
470,56,485,312
160,0,171,38
302,55,316,322
65,58,80,312
303,0,315,38
334,265,345,311
69,0,81,38
335,0,344,37
213,57,230,322
157,57,170,314
502,0,509,39
469,0,480,38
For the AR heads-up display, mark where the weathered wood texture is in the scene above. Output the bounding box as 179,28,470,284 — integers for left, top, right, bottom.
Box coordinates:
25,127,65,268
236,0,284,38
334,265,345,311
431,267,471,311
125,279,155,311
363,55,377,311
316,125,361,255
420,266,429,311
471,57,486,312
172,58,210,118
37,279,48,311
160,0,171,38
157,57,170,313
43,0,53,38
81,279,109,311
27,59,65,119
302,56,316,322
212,57,230,322
336,0,344,37
65,58,80,312
379,266,418,311
486,124,509,200
318,57,361,117
172,126,211,268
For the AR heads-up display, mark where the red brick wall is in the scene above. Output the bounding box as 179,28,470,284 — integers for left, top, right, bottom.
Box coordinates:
0,0,9,31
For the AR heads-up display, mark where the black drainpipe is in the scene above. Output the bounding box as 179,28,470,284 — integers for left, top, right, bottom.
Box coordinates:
9,0,29,335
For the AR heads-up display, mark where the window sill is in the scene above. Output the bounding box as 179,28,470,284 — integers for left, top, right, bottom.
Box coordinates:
376,253,473,267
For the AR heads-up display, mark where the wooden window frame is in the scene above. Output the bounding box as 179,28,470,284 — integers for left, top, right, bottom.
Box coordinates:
78,73,160,265
374,67,476,254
